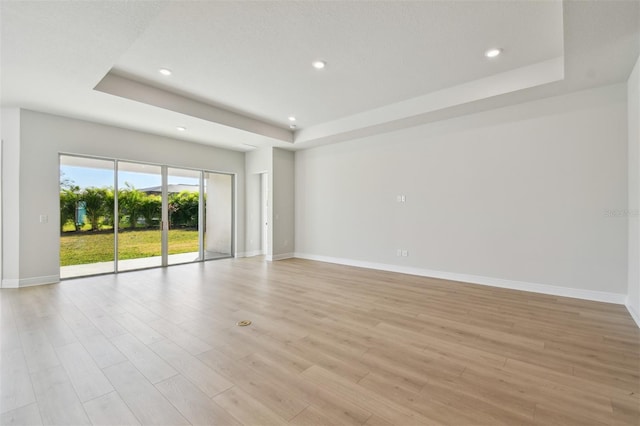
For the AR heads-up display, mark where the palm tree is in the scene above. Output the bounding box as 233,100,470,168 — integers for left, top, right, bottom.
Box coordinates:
140,195,161,228
81,187,106,231
102,188,116,228
119,183,145,230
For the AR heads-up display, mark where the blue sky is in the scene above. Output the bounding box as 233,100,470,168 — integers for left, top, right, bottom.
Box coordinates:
61,166,198,190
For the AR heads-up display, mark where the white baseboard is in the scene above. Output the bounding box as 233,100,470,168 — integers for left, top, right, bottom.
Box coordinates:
237,250,263,258
1,278,19,288
20,275,60,287
266,252,294,262
293,253,627,305
626,302,640,328
1,275,59,288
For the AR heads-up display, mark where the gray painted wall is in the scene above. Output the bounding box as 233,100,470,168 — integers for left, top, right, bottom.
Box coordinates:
272,148,294,258
295,84,628,296
628,55,640,320
1,80,636,316
0,109,21,285
1,109,245,285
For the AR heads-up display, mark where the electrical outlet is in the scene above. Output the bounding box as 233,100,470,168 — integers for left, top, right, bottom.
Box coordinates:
401,250,408,257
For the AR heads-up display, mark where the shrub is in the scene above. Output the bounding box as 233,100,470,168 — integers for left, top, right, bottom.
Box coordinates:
140,194,162,228
169,191,199,228
81,187,108,231
119,183,145,229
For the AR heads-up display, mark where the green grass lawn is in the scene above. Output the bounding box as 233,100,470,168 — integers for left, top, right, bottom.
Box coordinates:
60,229,199,266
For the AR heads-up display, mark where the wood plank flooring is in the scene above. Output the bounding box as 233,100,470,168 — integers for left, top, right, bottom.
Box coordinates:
1,257,638,425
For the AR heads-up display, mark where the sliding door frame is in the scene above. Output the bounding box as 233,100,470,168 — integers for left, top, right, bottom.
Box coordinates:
161,165,169,266
114,159,120,273
198,171,205,261
59,152,236,278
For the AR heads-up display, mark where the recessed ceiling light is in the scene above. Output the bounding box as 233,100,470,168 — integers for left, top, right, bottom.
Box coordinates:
312,60,326,69
485,48,502,58
290,124,297,130
288,116,296,122
176,126,186,131
159,68,172,76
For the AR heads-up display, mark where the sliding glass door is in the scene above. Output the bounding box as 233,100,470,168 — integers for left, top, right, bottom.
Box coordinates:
59,156,116,278
204,172,234,260
167,167,201,265
117,162,162,272
59,155,234,278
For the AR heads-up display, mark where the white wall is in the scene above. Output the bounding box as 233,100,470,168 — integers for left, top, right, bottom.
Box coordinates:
272,148,294,259
295,84,629,301
628,55,640,324
1,109,21,286
2,109,245,286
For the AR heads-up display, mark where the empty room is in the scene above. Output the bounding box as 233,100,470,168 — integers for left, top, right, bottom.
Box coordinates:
1,1,639,425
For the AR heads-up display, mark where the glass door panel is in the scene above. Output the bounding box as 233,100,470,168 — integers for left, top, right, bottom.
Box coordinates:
167,168,201,265
60,155,235,278
59,155,115,278
204,172,233,260
117,162,162,271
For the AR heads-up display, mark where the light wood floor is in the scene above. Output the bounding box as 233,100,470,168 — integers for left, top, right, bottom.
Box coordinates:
1,257,639,425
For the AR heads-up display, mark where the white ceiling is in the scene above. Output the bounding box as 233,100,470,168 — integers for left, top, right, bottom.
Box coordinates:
1,1,639,152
